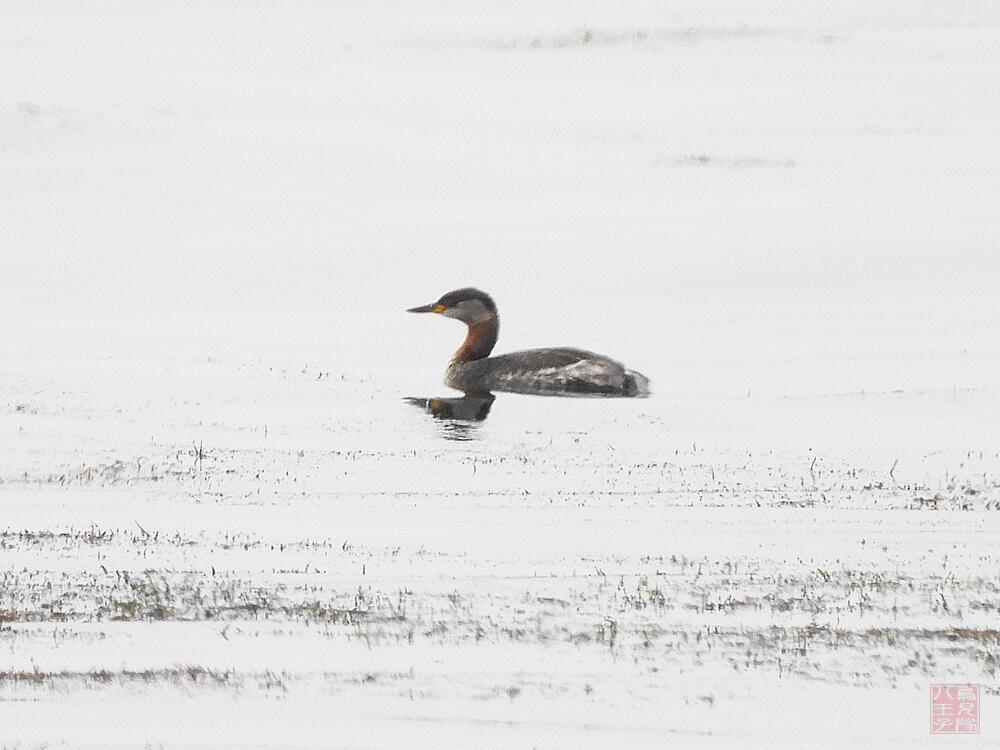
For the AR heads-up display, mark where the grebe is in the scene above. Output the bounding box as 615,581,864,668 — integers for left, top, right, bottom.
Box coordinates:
407,288,650,398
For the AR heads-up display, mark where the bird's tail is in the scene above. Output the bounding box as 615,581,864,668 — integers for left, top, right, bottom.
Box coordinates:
623,370,651,398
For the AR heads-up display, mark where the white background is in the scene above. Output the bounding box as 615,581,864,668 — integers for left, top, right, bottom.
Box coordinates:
1,2,998,747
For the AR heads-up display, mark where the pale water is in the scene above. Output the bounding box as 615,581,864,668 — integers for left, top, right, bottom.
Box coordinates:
1,1,999,747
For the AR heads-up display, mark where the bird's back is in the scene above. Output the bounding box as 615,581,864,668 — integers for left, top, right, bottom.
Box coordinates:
447,347,649,397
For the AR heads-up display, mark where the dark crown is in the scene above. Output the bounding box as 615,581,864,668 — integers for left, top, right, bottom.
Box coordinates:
437,287,497,312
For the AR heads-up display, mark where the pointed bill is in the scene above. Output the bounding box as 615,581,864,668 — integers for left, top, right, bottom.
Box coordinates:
407,302,445,313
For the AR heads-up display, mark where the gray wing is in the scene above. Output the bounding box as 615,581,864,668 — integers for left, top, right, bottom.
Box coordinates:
488,348,605,371
482,348,642,397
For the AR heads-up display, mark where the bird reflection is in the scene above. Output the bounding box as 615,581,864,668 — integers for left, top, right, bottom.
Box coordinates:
404,391,495,440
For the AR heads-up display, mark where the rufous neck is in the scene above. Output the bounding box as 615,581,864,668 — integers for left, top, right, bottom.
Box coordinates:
452,317,499,363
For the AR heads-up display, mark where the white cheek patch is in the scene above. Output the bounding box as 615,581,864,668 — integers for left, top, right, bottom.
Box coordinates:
443,300,494,325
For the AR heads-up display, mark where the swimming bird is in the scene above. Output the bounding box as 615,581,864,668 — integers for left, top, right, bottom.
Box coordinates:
407,288,650,397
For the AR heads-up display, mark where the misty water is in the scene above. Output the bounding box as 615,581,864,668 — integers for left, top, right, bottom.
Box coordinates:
2,1,999,747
